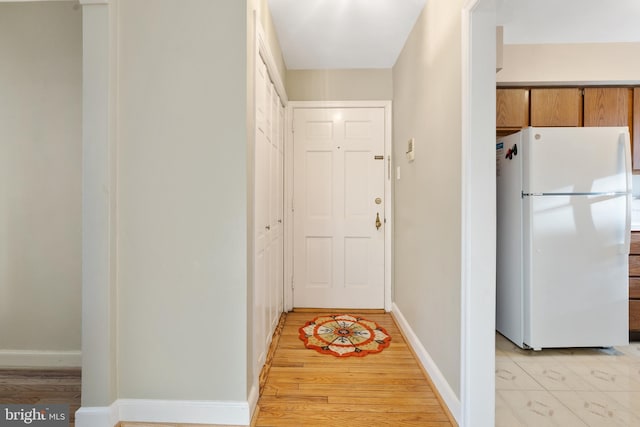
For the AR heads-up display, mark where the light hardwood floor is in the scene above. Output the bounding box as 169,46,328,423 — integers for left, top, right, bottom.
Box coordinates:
253,311,455,427
1,313,454,427
0,367,80,426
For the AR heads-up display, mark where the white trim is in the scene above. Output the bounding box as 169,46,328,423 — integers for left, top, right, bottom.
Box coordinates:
117,399,250,426
383,103,393,311
461,0,497,426
0,0,76,2
80,0,118,408
0,350,81,368
392,303,461,421
75,405,118,427
460,3,474,426
285,100,393,311
256,20,287,106
283,102,294,311
497,80,640,87
77,399,252,427
288,100,390,109
79,0,109,5
248,383,259,419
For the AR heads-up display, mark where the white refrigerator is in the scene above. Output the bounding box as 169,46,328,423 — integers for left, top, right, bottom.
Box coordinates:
496,127,631,350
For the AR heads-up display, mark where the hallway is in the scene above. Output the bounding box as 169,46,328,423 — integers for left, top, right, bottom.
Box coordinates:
253,311,455,426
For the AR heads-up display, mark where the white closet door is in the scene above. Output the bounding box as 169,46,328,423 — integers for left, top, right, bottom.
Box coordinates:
253,55,284,369
254,58,268,367
267,82,279,336
276,103,285,316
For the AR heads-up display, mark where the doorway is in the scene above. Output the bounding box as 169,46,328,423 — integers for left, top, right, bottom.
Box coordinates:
291,107,386,309
0,0,82,368
284,101,393,312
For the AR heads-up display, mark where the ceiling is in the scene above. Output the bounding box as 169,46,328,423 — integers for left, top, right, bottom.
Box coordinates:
268,0,640,70
267,0,426,70
497,0,640,45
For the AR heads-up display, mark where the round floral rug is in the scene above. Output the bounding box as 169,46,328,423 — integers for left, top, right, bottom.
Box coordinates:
299,314,392,357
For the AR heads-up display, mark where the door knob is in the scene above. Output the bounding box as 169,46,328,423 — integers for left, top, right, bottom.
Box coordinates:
375,212,382,230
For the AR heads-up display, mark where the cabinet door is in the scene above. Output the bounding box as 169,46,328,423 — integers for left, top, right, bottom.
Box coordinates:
530,88,582,127
634,88,640,171
584,87,632,127
630,278,640,299
585,88,634,171
497,88,529,130
630,255,640,277
631,232,640,255
631,300,640,331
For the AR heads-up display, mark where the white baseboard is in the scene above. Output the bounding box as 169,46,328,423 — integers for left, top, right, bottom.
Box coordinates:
76,398,252,427
0,350,81,367
391,303,461,423
248,383,259,418
75,406,118,427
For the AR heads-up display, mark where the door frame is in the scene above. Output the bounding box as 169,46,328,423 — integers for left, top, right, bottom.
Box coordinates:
284,101,393,312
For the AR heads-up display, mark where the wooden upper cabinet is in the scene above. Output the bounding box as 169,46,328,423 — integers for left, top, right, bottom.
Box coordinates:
584,87,634,170
530,88,582,127
583,87,633,127
497,88,529,129
496,86,640,170
634,88,640,171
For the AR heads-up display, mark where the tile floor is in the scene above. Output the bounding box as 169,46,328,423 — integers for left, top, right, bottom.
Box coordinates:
496,333,640,426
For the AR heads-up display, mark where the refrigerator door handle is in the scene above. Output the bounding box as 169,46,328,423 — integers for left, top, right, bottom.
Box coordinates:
623,191,632,254
621,132,632,254
621,132,632,195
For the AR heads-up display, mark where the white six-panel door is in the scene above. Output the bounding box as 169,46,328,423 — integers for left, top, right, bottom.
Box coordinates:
254,55,284,370
293,108,385,308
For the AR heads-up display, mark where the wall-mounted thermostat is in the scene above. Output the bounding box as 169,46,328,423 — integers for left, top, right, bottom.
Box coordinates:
406,138,415,162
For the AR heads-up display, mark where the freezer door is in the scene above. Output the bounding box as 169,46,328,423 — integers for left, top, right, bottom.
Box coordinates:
524,193,629,349
523,127,630,194
496,132,524,346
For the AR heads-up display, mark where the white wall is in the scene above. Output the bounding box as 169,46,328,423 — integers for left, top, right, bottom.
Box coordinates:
498,42,640,85
286,69,392,101
117,0,248,401
0,2,82,362
392,0,462,400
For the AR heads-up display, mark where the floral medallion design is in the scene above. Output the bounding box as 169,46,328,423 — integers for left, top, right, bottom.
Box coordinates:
299,314,391,357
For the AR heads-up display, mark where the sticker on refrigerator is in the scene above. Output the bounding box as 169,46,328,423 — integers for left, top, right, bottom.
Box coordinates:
496,142,504,177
